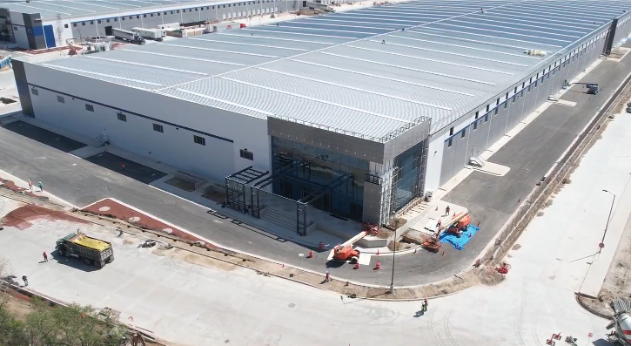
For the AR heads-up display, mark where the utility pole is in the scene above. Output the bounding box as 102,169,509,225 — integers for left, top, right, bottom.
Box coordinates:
600,189,615,253
389,240,395,293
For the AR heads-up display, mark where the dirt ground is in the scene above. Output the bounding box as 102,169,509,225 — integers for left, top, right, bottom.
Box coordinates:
582,214,632,316
0,289,165,346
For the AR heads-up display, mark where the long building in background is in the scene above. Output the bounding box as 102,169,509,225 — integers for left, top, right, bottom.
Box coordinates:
0,0,294,50
12,0,631,232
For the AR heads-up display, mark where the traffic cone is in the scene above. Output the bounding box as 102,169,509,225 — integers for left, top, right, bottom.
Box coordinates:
307,250,313,258
435,206,438,211
354,262,360,270
376,249,380,255
374,261,381,270
477,221,480,227
441,250,445,256
318,241,324,250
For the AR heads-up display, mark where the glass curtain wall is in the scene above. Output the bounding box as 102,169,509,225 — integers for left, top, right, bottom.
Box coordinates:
392,141,425,211
271,137,368,221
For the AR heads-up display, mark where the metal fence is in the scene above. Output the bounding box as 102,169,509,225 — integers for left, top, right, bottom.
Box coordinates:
483,75,631,267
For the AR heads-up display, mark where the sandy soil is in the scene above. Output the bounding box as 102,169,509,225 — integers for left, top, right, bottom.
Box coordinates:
582,214,631,316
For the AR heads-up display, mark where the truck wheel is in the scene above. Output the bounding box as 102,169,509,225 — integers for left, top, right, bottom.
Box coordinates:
95,261,104,269
59,249,66,257
83,258,93,265
106,255,114,263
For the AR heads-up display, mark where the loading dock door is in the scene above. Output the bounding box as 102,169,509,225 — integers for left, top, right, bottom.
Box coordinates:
43,25,56,48
105,26,113,36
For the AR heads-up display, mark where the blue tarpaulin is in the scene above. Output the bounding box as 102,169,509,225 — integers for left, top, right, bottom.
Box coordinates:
439,224,480,250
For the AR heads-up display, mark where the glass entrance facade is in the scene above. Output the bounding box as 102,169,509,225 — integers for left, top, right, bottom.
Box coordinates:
271,137,367,221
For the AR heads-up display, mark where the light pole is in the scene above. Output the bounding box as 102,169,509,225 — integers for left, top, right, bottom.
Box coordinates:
389,241,395,294
600,189,615,253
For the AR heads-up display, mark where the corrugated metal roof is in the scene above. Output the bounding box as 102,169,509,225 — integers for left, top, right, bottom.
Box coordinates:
1,0,238,20
39,0,631,141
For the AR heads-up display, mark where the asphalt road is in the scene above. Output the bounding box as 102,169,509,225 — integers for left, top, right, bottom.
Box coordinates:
0,55,629,287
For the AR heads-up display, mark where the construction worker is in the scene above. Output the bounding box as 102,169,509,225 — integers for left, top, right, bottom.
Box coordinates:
22,275,28,287
445,205,450,216
42,251,48,262
28,180,32,190
38,181,43,192
423,298,428,312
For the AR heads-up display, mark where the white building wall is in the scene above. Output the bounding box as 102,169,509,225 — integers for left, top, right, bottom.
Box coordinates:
24,63,270,181
424,134,444,193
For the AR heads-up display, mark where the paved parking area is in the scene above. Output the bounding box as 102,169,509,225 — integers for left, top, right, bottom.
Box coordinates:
2,120,86,153
85,152,167,185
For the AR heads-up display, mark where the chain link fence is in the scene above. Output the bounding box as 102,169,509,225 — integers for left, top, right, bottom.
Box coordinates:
482,76,631,268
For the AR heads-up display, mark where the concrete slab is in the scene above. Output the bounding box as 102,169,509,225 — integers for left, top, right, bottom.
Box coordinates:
471,161,510,177
2,120,86,153
0,193,616,346
408,201,468,237
85,152,167,185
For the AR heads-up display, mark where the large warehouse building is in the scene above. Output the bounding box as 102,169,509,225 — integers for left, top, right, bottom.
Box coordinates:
13,0,631,232
0,0,290,50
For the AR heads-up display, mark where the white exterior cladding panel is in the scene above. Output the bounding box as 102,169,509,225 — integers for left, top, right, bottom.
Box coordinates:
24,62,270,181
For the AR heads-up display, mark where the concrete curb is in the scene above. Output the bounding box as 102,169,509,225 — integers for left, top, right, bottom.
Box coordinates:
575,292,613,320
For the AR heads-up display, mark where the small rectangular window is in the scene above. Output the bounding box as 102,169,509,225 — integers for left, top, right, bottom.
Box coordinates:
31,88,38,95
117,112,127,122
73,23,77,27
85,104,94,112
496,98,500,106
82,22,85,26
461,130,466,138
64,24,69,28
136,15,140,18
150,14,153,17
240,149,254,160
90,21,94,25
153,124,164,133
171,11,174,14
475,111,479,119
473,121,478,130
114,18,118,21
486,105,490,112
448,138,452,147
484,114,488,123
106,19,110,23
494,108,499,115
143,14,146,18
194,135,206,145
449,127,454,136
122,17,125,21
98,20,102,24
57,95,64,103
504,101,508,109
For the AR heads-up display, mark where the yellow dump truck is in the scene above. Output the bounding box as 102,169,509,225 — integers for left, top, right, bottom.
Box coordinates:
56,232,114,269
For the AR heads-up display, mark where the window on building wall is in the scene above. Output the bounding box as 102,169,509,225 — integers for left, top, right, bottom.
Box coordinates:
211,6,215,9
64,24,68,28
504,100,508,109
164,11,168,15
449,126,454,136
486,105,489,112
117,112,127,122
82,22,85,26
494,107,499,115
153,124,164,133
171,11,174,14
31,88,38,96
85,104,94,112
484,114,488,123
461,129,466,138
448,138,452,147
73,23,77,27
150,14,153,17
106,19,110,23
57,95,64,103
122,17,125,21
240,149,254,160
114,18,118,21
473,121,478,131
143,14,147,18
98,19,102,24
194,135,206,145
475,111,479,119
